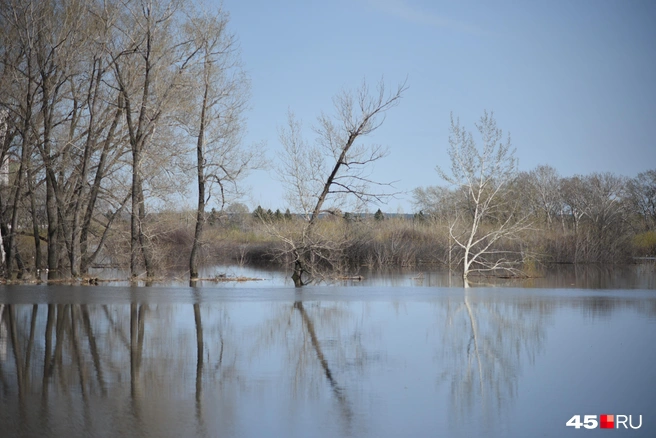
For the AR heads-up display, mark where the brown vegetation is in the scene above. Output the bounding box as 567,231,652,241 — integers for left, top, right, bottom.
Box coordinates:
32,185,645,282
3,182,654,282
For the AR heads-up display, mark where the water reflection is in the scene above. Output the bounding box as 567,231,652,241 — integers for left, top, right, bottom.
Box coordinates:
434,290,554,434
1,287,655,437
359,264,656,289
90,263,656,289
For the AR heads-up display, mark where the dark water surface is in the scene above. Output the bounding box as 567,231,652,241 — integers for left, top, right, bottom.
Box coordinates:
1,285,655,437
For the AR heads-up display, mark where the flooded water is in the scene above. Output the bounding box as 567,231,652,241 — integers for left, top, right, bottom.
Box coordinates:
1,285,655,437
91,262,656,289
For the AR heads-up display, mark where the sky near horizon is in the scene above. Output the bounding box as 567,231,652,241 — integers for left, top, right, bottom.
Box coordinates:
209,0,656,213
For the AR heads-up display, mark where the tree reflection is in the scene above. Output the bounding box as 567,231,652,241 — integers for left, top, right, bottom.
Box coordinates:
247,298,378,435
81,304,106,395
293,301,352,426
1,292,653,437
435,291,656,435
436,290,553,430
0,301,239,437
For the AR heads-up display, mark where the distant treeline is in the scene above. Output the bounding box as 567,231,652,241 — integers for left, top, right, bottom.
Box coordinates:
3,165,656,279
85,164,655,277
413,166,656,264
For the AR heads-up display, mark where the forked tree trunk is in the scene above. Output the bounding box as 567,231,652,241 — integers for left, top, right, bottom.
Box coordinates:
80,99,123,275
292,259,304,287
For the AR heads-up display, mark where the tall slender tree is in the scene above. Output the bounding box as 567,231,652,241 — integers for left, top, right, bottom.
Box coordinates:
182,9,256,281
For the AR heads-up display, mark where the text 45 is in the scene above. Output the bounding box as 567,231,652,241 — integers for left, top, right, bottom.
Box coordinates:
566,414,642,430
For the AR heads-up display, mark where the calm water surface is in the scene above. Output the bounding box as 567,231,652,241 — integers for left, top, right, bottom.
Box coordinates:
1,285,655,437
90,263,656,289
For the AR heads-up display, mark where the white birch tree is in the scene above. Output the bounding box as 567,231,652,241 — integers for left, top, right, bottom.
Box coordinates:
438,111,530,285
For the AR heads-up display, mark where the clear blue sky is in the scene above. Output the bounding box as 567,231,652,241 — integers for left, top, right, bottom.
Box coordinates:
213,0,656,213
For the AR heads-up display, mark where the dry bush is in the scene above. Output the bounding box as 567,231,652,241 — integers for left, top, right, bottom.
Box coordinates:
633,231,656,257
69,206,646,277
340,218,450,269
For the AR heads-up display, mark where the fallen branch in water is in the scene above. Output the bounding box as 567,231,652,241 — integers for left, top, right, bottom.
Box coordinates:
337,275,364,281
198,275,263,282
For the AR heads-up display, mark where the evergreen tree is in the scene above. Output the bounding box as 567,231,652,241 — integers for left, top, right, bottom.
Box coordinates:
253,205,265,220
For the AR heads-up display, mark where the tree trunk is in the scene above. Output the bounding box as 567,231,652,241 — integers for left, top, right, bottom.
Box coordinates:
27,166,42,273
0,223,11,277
0,226,5,275
130,154,154,278
44,136,59,279
129,143,155,279
190,82,209,280
5,79,33,277
125,22,156,280
35,57,61,280
71,62,104,277
7,154,24,275
292,258,304,287
137,182,154,278
130,144,140,278
80,101,123,275
189,190,205,279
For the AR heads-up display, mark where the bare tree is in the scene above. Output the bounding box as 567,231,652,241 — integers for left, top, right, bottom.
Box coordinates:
0,0,260,280
273,79,407,286
0,0,90,279
0,0,138,280
412,185,462,223
627,169,656,232
579,173,628,238
523,164,562,228
438,111,530,285
560,172,629,262
181,9,257,281
109,0,205,279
